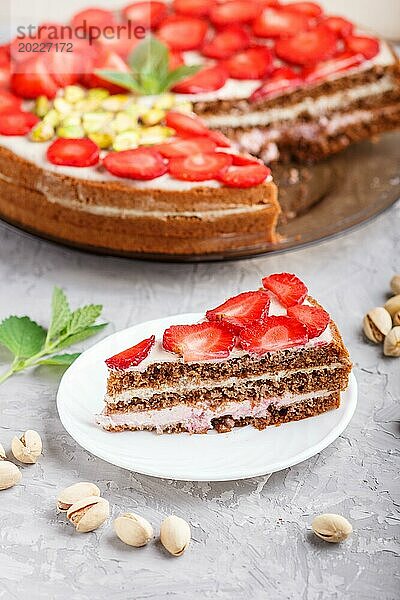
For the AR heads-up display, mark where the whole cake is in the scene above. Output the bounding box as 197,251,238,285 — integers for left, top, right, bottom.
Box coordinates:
98,273,352,434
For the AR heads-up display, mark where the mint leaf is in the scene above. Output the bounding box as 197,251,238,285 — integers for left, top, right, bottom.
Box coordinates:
129,36,169,80
94,70,142,93
38,353,80,366
47,287,71,343
66,305,103,337
0,316,47,359
56,323,108,351
163,64,202,90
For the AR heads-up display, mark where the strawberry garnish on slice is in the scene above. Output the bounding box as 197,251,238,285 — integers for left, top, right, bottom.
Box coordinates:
345,35,380,61
202,26,251,60
223,46,273,80
230,153,264,166
95,29,140,60
155,137,217,158
105,335,155,370
103,148,167,180
275,25,338,66
239,316,308,355
323,16,353,38
262,273,308,307
169,152,233,181
172,64,228,94
253,6,312,38
83,50,131,94
169,52,184,71
71,8,116,30
0,111,39,136
122,2,168,28
210,1,261,27
287,305,330,339
250,67,303,103
47,138,100,167
206,290,271,331
163,322,235,362
11,57,59,99
218,163,271,188
173,0,215,17
166,110,210,137
286,2,323,18
0,91,22,114
303,52,363,84
207,130,231,148
158,16,208,51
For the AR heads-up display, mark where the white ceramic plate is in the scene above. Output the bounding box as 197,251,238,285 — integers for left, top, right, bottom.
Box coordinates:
57,313,357,482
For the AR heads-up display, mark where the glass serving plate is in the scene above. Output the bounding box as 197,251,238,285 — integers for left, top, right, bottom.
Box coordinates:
1,132,399,262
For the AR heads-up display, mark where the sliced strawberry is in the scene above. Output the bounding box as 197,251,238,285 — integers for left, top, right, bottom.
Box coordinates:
173,0,215,17
11,57,59,99
230,153,263,166
218,163,270,188
47,138,100,167
286,2,323,18
166,110,209,137
158,16,208,51
303,52,364,84
207,130,231,148
345,35,379,61
169,51,184,70
239,316,308,355
71,8,116,30
323,16,353,38
250,67,303,103
223,46,273,80
45,49,82,87
262,273,308,307
253,6,312,38
95,29,140,59
105,335,155,370
275,25,338,66
0,91,22,114
103,148,167,180
122,2,168,28
169,152,232,181
287,305,330,339
163,322,235,362
172,64,228,93
202,25,250,59
210,1,261,27
206,290,270,330
83,50,131,93
0,65,10,89
155,137,217,158
0,111,39,136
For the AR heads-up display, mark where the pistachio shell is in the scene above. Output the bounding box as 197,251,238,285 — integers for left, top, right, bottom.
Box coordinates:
114,513,153,547
393,311,400,327
312,513,352,543
11,430,42,464
0,442,6,460
160,515,191,556
57,482,101,511
383,327,400,357
67,496,109,533
0,461,22,490
390,275,400,295
363,307,392,343
384,295,400,317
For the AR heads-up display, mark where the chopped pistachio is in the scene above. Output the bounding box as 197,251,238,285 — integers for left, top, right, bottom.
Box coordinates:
102,94,131,112
139,126,175,145
87,88,110,102
141,108,166,126
153,93,175,111
112,130,140,151
56,124,85,138
30,121,55,142
174,101,193,114
111,111,138,133
88,132,114,149
34,95,50,118
43,109,61,128
75,98,102,112
124,103,147,119
53,98,73,115
61,113,82,128
64,85,86,104
82,111,113,133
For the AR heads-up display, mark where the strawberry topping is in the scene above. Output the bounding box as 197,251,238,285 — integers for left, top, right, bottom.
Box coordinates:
210,1,261,27
105,335,155,370
202,25,251,60
173,0,215,17
345,35,380,60
230,153,263,166
206,290,271,330
323,16,353,38
165,110,209,137
155,136,217,158
239,316,309,355
207,130,232,148
275,25,338,66
83,50,131,94
168,152,233,181
71,8,117,30
286,2,323,18
262,273,308,307
218,163,271,188
287,304,330,338
253,6,313,38
47,138,100,167
250,67,303,103
0,111,39,136
0,90,22,114
122,2,168,28
302,52,364,84
163,322,235,362
172,64,228,93
103,148,167,180
223,46,273,80
11,57,60,99
158,16,208,51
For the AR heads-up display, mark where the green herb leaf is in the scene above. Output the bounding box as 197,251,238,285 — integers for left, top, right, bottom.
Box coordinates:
56,323,108,351
47,287,71,343
163,65,202,90
66,305,103,337
129,36,169,80
0,316,47,359
37,353,80,367
94,70,142,93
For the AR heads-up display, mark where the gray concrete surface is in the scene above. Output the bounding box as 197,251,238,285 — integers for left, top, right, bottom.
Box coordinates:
0,202,399,600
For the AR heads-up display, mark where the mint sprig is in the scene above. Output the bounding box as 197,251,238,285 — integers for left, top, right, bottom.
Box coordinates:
96,36,201,95
0,287,107,385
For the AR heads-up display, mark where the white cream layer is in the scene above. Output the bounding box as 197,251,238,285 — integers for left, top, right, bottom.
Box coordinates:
98,389,337,433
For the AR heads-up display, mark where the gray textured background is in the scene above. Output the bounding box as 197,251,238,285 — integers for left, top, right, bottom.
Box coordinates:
0,201,399,600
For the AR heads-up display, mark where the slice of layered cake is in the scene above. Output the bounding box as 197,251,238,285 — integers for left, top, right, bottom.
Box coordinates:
98,273,352,434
